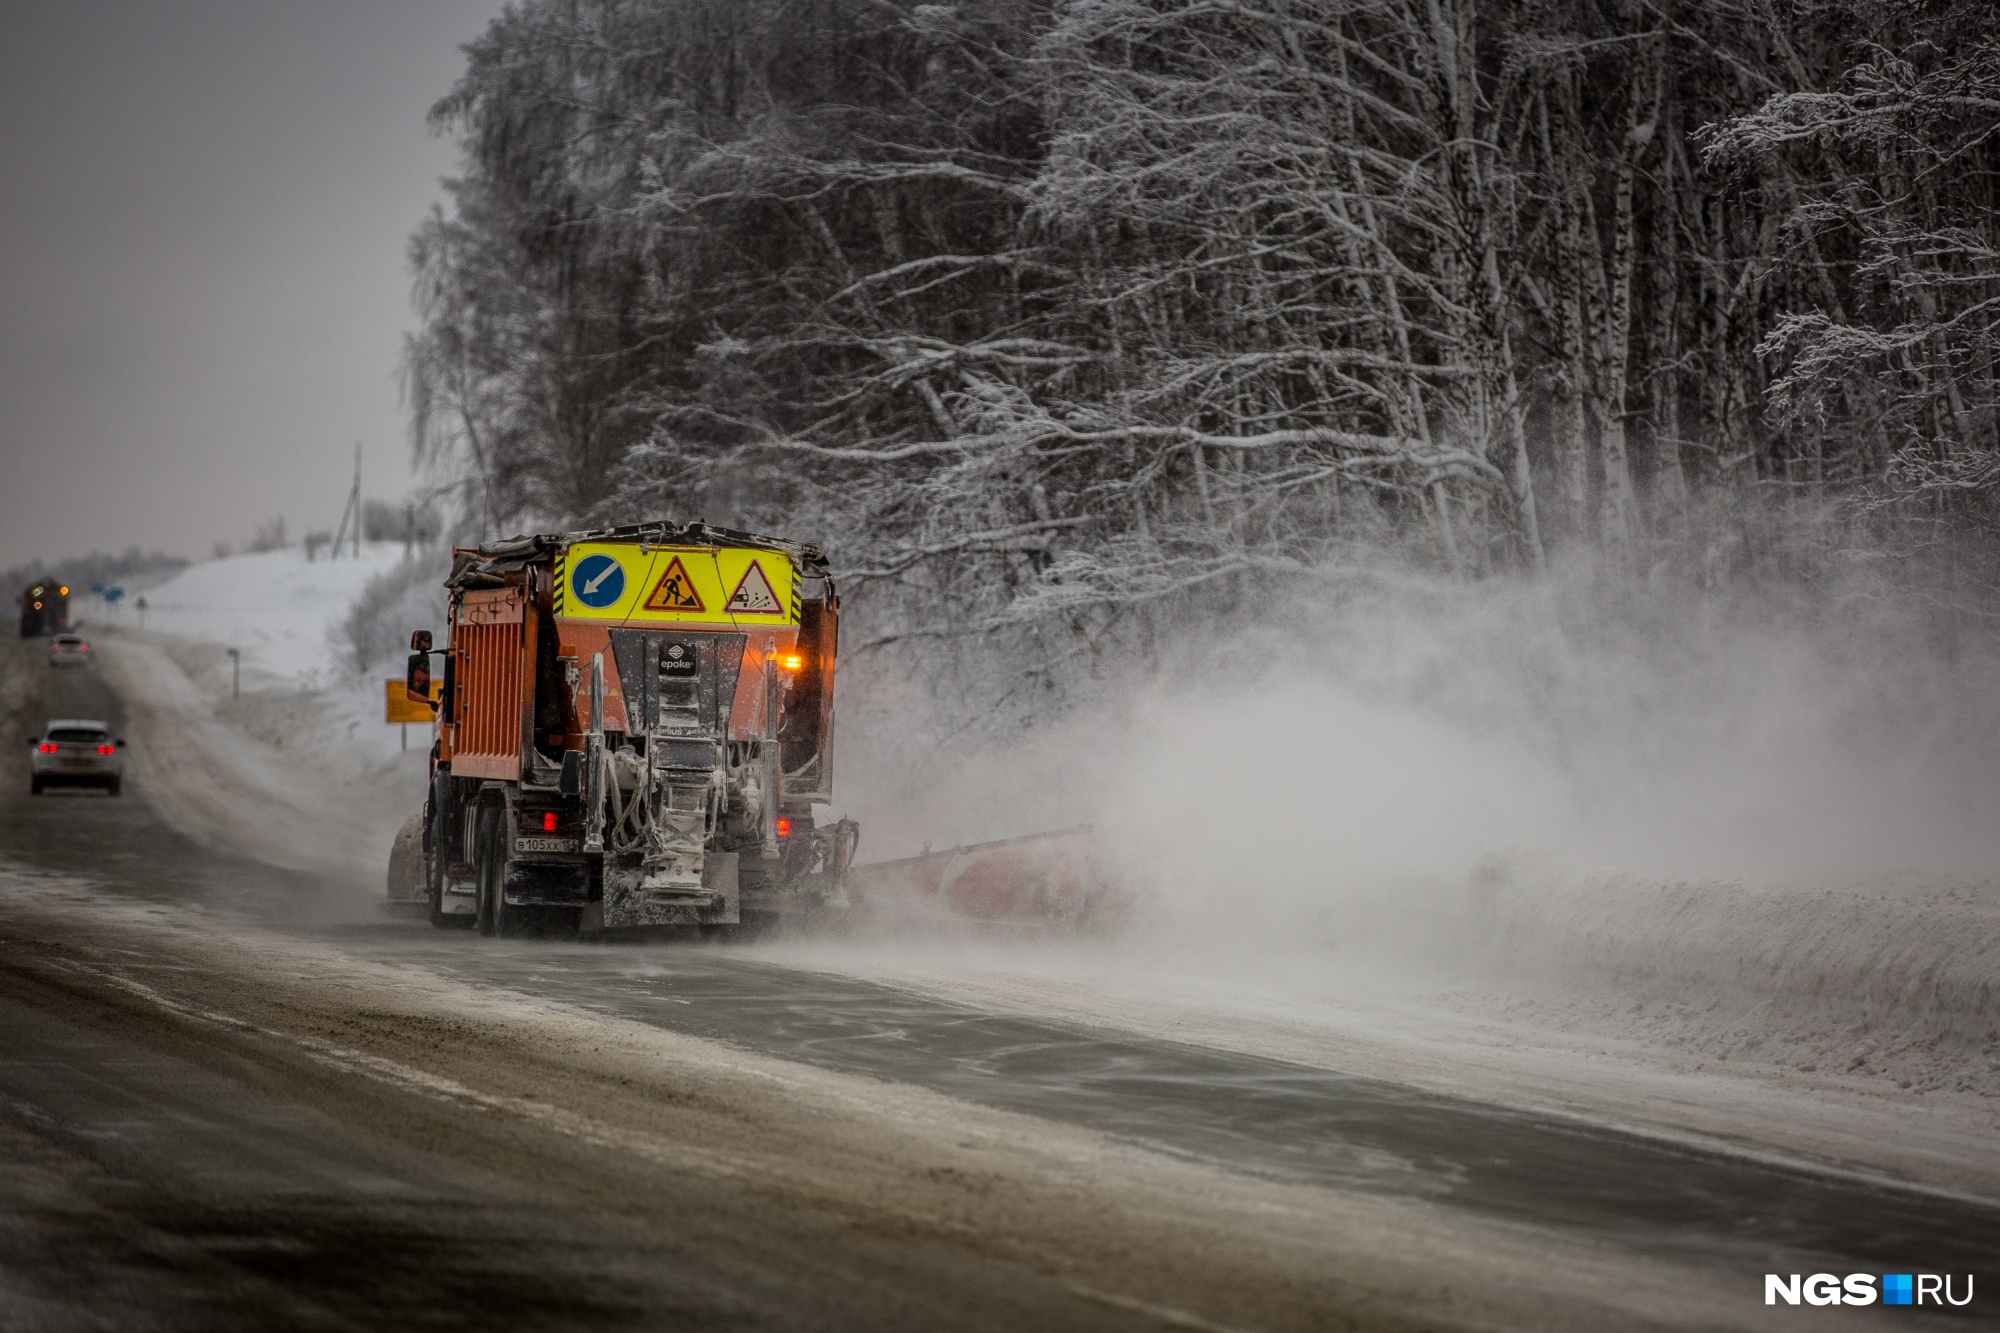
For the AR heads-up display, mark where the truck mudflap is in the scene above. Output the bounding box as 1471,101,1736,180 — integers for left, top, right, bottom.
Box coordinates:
806,817,863,908
739,818,861,915
503,858,591,906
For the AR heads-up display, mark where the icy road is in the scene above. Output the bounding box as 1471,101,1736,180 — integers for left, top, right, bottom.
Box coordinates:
0,631,1993,1331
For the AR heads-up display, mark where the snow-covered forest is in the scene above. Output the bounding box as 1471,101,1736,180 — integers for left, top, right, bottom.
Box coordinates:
408,0,2000,691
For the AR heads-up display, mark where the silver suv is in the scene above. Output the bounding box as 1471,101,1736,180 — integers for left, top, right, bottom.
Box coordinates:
29,720,124,795
48,634,90,667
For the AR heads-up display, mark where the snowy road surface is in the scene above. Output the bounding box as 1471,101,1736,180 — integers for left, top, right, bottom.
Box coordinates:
1,631,1993,1330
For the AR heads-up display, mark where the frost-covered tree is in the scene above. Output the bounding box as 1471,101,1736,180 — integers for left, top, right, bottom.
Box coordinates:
409,0,2000,699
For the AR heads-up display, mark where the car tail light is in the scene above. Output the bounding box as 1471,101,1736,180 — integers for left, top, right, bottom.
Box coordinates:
38,743,56,754
97,745,116,756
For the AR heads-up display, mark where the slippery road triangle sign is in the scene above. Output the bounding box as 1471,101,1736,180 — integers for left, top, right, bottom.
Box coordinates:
643,556,705,613
725,559,783,615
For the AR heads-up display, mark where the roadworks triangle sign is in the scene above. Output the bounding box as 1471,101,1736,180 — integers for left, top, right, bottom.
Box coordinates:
725,560,783,615
643,556,705,613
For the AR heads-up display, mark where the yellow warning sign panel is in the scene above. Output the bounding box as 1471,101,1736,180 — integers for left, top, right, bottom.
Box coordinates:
555,543,799,626
385,677,440,724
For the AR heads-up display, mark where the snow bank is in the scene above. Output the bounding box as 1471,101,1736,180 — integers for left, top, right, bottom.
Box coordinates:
1467,865,2000,1100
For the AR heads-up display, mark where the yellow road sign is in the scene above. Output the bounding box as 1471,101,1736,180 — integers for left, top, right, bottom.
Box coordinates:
385,677,439,725
554,543,800,626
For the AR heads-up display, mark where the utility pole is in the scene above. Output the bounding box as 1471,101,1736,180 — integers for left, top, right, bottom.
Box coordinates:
353,443,362,558
331,442,362,559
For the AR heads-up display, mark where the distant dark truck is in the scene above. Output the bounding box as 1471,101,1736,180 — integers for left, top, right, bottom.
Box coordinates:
389,521,859,938
18,582,69,637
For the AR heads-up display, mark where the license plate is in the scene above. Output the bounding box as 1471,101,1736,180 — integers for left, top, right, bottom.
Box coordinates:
516,836,579,854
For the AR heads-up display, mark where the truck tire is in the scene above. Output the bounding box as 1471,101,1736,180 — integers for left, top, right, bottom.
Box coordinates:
475,808,499,937
426,772,470,929
476,807,523,939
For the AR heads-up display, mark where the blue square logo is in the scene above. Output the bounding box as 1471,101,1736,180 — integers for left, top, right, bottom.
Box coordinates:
1883,1274,1914,1306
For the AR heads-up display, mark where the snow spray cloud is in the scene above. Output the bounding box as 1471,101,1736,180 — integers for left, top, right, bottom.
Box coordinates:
1079,560,2000,953
839,551,2000,965
1091,675,1569,956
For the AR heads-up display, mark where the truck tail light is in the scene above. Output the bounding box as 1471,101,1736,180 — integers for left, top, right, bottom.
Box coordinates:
774,817,791,838
541,811,558,833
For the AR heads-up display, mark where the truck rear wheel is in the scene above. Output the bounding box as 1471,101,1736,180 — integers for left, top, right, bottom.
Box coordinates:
475,807,524,939
427,773,471,929
475,808,499,937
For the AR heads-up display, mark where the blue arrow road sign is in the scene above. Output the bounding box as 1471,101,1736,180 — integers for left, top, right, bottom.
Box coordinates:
571,553,625,609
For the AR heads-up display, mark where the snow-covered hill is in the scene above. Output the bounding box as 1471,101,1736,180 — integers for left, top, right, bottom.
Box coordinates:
94,542,412,684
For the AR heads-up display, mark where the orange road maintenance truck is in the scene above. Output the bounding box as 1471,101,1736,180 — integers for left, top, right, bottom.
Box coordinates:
390,522,858,936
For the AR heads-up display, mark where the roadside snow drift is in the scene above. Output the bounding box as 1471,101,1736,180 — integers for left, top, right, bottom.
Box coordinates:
92,542,434,903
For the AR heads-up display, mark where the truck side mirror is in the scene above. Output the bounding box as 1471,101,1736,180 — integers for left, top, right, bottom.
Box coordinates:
410,629,433,653
406,652,432,704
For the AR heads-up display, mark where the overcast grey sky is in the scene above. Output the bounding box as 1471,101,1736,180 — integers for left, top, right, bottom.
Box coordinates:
0,0,504,572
